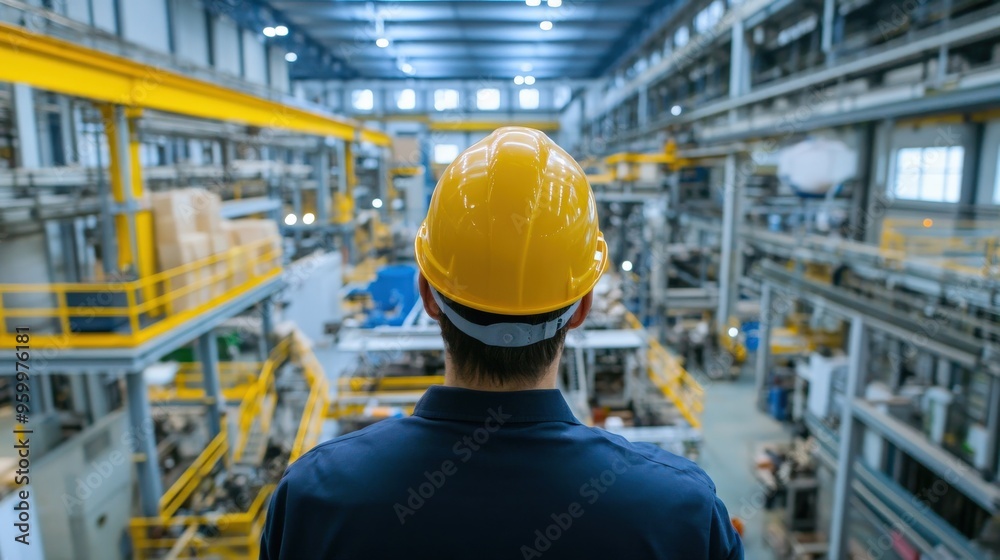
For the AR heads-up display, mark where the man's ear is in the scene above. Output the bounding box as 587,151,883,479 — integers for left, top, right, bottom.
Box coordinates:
418,274,441,320
567,291,593,330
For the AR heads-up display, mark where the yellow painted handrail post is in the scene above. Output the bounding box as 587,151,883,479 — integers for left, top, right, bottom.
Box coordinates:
125,285,141,335
56,290,71,336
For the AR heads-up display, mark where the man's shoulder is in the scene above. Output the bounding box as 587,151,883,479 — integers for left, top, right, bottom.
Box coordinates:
283,417,413,479
581,425,717,494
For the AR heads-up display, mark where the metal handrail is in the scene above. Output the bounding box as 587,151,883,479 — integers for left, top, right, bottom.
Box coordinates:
158,423,229,519
0,238,282,349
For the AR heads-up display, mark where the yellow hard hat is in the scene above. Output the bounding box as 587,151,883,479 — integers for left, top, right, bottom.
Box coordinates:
415,127,607,318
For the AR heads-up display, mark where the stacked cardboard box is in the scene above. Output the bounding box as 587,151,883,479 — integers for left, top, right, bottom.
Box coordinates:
223,219,283,278
151,188,225,312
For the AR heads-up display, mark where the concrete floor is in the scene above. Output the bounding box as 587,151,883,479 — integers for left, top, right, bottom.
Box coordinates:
698,372,789,559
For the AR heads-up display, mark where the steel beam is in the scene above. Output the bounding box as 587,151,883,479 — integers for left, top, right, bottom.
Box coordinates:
126,370,162,518
829,316,867,560
86,372,108,422
0,22,389,146
198,333,223,437
260,298,274,361
853,398,1000,514
316,148,331,228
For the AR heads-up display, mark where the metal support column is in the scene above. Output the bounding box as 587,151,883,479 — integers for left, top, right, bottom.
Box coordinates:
986,377,1000,475
198,333,224,437
316,146,331,229
126,370,163,518
717,154,740,327
730,18,746,99
637,88,649,130
829,316,868,560
755,283,773,401
39,374,55,415
822,0,836,61
86,373,109,422
259,299,274,360
12,84,40,168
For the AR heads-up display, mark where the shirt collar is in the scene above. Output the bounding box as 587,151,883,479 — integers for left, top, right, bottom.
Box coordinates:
413,386,581,424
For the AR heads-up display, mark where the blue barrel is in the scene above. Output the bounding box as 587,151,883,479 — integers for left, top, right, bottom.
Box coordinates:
742,321,761,351
768,387,790,421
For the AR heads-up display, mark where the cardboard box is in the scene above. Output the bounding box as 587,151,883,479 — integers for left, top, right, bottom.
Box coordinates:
227,219,283,275
151,190,196,243
191,190,223,233
208,233,230,297
157,233,211,312
391,136,421,166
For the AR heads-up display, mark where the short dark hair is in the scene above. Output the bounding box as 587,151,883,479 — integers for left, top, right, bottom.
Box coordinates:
437,294,572,387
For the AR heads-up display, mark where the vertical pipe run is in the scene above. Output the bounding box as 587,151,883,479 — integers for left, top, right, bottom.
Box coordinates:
754,283,773,403
126,370,163,518
829,316,868,560
198,333,224,437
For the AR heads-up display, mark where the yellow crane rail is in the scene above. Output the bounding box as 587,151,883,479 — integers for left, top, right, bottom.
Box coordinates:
0,22,389,146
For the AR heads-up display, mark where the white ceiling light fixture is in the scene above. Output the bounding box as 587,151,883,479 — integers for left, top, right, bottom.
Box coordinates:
263,27,276,37
372,198,384,209
274,25,289,36
524,75,536,85
526,0,541,5
540,20,553,31
521,63,533,72
302,212,315,225
284,214,297,226
285,52,298,62
671,105,682,116
621,260,633,272
548,0,562,6
400,62,415,75
376,37,390,48
514,75,525,85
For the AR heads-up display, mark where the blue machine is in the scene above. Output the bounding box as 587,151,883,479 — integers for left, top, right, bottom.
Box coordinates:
350,264,420,328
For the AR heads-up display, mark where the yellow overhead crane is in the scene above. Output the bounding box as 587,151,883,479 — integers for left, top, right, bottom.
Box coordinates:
0,21,389,280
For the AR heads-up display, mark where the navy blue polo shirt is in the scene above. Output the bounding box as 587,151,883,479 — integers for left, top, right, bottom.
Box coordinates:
262,386,743,560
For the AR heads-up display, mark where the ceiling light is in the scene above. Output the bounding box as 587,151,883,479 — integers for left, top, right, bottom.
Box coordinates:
540,20,553,31
526,0,541,5
285,52,298,62
284,214,297,226
728,327,739,337
671,105,682,116
372,198,384,209
274,25,288,36
548,0,562,6
376,37,390,48
302,213,315,225
400,63,414,75
525,76,535,85
621,260,633,272
263,27,276,37
514,76,524,85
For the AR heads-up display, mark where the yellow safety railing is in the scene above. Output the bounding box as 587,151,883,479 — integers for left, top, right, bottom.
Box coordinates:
647,339,705,430
159,423,230,519
337,375,444,393
289,336,330,462
130,483,274,560
232,338,290,463
880,218,999,277
0,238,281,349
148,362,262,403
624,312,704,429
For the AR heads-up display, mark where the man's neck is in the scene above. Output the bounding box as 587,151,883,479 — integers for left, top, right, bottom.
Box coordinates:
443,361,559,391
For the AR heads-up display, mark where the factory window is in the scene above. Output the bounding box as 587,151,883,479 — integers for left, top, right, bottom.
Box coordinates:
396,89,416,111
434,144,460,164
434,89,460,111
352,89,374,112
892,146,964,203
519,88,540,110
674,26,689,48
477,88,501,110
